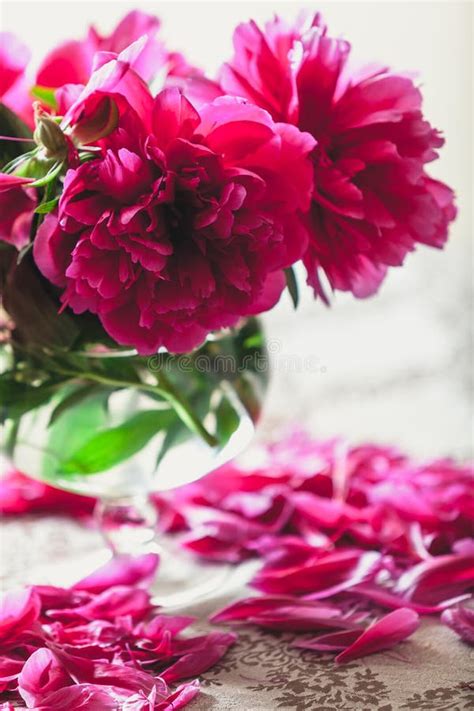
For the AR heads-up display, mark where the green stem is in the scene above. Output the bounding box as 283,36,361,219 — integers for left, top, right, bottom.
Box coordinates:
4,418,20,458
51,365,218,448
156,369,218,447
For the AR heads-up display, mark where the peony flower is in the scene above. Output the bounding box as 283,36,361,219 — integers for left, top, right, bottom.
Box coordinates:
0,32,30,99
192,14,457,301
0,174,36,250
36,10,173,87
34,66,315,353
0,32,33,127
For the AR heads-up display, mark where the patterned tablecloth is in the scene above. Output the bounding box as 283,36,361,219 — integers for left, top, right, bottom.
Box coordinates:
1,515,472,711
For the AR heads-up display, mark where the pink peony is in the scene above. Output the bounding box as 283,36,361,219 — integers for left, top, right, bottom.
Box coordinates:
0,32,30,98
0,32,33,128
34,60,315,353
193,14,457,300
36,10,194,89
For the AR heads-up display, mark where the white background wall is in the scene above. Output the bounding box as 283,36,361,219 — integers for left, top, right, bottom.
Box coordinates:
2,1,472,458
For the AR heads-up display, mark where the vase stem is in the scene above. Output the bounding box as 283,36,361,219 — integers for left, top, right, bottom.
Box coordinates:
95,495,158,555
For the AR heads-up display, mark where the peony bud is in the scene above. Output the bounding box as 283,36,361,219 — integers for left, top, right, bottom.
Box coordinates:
33,103,68,160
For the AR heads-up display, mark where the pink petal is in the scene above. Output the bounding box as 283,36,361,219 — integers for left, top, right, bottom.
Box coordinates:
18,648,72,707
0,587,41,644
0,32,30,97
155,680,200,710
135,613,196,639
152,87,200,149
349,583,471,614
48,586,152,622
334,608,420,663
293,629,362,652
0,174,34,189
161,632,237,683
48,645,160,696
395,554,474,605
210,595,360,632
441,606,474,645
32,683,120,710
72,553,159,594
252,549,381,596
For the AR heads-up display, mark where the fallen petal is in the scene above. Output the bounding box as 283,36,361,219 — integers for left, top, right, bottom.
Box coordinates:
0,587,41,644
441,606,474,645
73,553,159,594
161,632,237,683
293,629,362,652
18,647,72,707
335,608,420,663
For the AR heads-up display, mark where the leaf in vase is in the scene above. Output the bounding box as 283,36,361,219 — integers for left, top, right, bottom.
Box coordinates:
216,395,240,446
45,385,110,479
0,373,62,423
59,408,179,475
47,382,105,427
154,389,211,470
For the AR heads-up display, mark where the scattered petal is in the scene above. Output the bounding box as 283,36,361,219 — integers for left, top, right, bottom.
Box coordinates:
441,606,474,646
334,608,420,663
73,553,159,594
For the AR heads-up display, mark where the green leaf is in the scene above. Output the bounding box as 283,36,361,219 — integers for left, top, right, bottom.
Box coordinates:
35,197,59,215
154,390,211,470
0,374,60,422
216,395,240,446
30,161,63,188
285,267,299,309
48,383,103,427
45,386,110,478
31,85,58,110
154,420,193,471
60,408,178,475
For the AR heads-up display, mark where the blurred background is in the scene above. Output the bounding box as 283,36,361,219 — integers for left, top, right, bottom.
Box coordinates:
2,0,472,459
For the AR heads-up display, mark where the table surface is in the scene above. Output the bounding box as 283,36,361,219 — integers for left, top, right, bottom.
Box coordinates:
2,515,473,711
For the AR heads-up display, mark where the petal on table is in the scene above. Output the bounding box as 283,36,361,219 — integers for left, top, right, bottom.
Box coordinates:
18,647,72,707
334,608,420,663
72,553,159,594
0,587,41,644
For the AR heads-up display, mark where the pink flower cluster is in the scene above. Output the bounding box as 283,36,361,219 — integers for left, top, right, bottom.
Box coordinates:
0,553,235,710
1,9,457,353
34,58,314,352
187,14,457,300
2,431,473,666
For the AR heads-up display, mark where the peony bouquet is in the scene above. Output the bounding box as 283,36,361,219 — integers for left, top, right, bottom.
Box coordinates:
0,11,456,498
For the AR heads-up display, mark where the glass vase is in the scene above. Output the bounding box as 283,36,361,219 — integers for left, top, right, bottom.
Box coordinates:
1,318,268,605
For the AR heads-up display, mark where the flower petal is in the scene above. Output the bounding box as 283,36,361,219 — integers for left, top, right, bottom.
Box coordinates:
334,608,420,663
72,553,159,594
